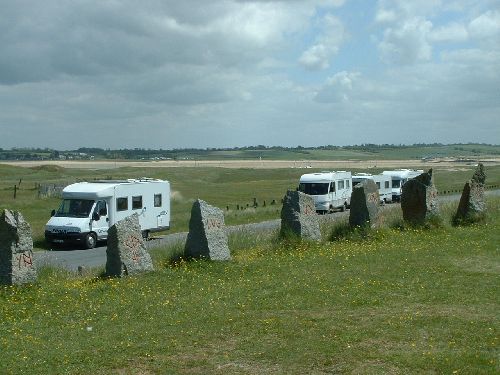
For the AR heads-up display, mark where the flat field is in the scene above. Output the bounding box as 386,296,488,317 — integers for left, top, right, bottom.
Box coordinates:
4,156,500,170
0,199,499,374
1,162,499,248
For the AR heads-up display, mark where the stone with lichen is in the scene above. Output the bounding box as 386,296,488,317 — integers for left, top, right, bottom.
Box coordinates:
0,209,37,285
106,213,153,277
349,179,381,228
401,169,440,226
454,163,486,225
185,199,230,260
280,190,321,241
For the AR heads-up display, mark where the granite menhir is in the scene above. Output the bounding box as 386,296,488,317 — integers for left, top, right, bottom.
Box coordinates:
0,209,37,285
106,213,154,277
454,163,486,224
401,169,439,225
280,190,321,241
349,179,381,228
184,199,231,261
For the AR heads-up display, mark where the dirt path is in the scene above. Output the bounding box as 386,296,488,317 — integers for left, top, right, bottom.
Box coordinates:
4,158,500,170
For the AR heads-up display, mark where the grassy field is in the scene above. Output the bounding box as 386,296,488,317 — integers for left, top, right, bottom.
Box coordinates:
3,144,499,162
192,144,500,161
0,198,499,374
1,163,499,249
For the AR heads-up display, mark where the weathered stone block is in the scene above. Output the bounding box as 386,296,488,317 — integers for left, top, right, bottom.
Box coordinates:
472,163,486,185
280,190,321,241
184,199,230,260
106,213,154,277
349,180,380,228
401,169,439,225
454,164,486,224
0,209,37,285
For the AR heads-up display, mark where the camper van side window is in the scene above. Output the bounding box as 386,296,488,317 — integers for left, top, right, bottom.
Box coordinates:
346,180,350,188
376,182,381,188
385,181,390,189
117,197,128,211
132,196,143,210
330,183,335,193
154,194,162,207
338,180,345,190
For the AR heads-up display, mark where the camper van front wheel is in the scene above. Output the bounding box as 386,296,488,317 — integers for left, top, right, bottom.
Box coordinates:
84,233,97,249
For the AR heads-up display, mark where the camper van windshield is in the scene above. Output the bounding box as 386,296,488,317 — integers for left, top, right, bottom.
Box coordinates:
56,199,95,218
392,180,401,188
299,183,329,195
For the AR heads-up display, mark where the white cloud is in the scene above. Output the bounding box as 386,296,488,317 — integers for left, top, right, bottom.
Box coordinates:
378,18,433,64
312,55,500,144
315,71,361,102
299,14,346,70
375,0,442,21
375,9,398,24
468,10,500,39
0,0,499,149
429,23,469,42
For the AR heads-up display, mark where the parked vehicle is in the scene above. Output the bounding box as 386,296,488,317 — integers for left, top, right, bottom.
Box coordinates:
298,171,352,213
352,173,393,203
381,169,423,202
45,178,170,249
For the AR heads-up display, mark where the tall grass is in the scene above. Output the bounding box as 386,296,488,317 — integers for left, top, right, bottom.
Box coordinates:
0,163,499,249
1,198,498,374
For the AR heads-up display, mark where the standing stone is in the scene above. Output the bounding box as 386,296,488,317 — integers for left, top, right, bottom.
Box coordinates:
349,180,380,228
472,163,486,185
401,169,439,225
0,209,37,285
454,163,486,224
280,190,321,241
184,199,231,260
106,213,154,277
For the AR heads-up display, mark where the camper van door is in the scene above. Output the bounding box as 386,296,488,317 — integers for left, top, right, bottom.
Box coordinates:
91,200,109,240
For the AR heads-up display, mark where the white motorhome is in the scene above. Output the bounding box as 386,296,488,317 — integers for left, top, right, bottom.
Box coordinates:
381,169,423,202
45,178,170,249
298,171,352,213
352,173,393,204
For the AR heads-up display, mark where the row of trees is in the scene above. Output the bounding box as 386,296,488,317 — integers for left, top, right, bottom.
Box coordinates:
0,143,497,161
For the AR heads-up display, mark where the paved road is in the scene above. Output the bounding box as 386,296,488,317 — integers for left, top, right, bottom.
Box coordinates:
34,210,347,272
34,190,499,272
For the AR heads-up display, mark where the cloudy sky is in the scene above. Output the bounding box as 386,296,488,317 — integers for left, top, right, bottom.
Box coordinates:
0,0,499,149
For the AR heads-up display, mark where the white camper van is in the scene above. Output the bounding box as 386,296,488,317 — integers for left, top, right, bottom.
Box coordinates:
298,171,352,213
381,169,423,202
352,173,393,204
45,178,170,249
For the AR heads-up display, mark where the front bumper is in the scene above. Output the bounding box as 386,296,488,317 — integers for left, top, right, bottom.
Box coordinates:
44,231,87,244
314,201,330,211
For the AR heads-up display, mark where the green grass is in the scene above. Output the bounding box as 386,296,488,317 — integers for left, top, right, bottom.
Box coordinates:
169,143,500,161
1,163,499,249
5,144,498,162
0,199,499,374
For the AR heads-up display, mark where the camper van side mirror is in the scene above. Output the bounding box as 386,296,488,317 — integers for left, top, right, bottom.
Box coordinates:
92,212,100,221
51,209,56,217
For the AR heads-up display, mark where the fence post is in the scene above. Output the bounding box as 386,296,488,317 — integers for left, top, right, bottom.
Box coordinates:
14,185,17,199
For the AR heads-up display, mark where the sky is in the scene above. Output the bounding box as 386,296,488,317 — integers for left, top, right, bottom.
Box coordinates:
0,0,499,149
